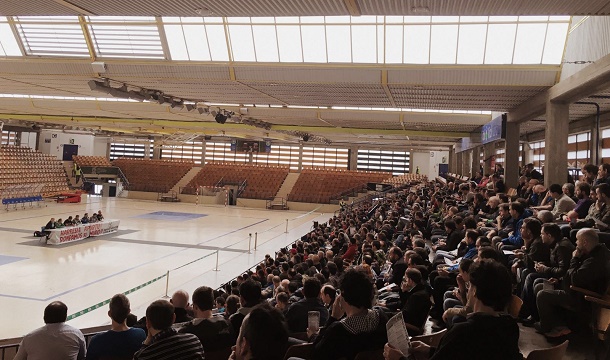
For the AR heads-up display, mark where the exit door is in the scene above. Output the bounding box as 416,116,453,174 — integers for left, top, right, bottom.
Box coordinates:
62,144,79,161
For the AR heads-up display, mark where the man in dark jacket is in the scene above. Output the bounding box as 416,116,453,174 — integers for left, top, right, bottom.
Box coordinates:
230,280,261,332
285,277,329,333
520,223,574,323
178,286,234,353
536,228,610,338
399,268,431,335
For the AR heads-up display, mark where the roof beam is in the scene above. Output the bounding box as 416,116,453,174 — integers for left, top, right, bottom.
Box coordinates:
0,113,469,138
343,0,361,16
508,52,610,123
381,69,397,107
52,0,96,16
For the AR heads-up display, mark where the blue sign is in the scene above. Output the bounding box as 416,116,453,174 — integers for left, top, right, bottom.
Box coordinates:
481,114,506,144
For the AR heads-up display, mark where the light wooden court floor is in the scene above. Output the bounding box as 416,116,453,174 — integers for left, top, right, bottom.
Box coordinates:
0,196,329,339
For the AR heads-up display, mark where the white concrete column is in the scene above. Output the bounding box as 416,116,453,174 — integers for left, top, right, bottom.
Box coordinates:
545,100,569,187
152,138,161,159
349,146,358,170
504,122,520,188
297,143,303,172
201,140,206,165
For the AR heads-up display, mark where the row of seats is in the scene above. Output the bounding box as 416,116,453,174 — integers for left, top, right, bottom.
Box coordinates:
73,155,112,167
382,173,428,186
112,158,194,193
183,162,289,200
288,168,391,203
0,145,69,196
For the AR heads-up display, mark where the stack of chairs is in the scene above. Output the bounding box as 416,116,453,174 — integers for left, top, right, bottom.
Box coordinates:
112,158,193,193
182,162,289,200
0,145,69,196
288,168,391,203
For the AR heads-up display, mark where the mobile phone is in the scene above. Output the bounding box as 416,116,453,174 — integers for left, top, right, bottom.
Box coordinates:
308,311,320,332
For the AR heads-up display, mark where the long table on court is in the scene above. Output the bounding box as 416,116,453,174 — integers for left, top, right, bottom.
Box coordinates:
46,220,120,245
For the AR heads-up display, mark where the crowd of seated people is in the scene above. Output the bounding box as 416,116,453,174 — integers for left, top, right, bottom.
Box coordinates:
36,210,105,237
15,162,610,359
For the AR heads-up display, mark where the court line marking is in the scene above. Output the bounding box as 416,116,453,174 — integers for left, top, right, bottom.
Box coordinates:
0,218,269,301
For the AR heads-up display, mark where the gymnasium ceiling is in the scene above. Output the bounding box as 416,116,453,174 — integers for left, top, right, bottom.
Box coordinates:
0,1,610,150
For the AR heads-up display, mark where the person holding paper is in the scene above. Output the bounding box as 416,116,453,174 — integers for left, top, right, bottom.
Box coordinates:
384,260,522,360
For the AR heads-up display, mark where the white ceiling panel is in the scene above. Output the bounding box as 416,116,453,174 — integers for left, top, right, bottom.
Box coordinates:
387,68,558,86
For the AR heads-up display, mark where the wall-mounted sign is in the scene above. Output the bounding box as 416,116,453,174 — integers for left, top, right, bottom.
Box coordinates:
481,114,507,144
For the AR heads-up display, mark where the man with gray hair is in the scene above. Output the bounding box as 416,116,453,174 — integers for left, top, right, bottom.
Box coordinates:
536,228,610,338
536,210,555,224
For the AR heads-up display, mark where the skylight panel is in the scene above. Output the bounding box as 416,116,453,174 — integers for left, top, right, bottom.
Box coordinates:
542,23,569,64
277,25,302,62
376,25,384,63
251,17,275,24
430,25,458,64
14,16,89,57
404,16,431,24
432,16,459,23
182,25,211,60
326,16,351,24
404,25,430,64
301,25,327,62
205,24,229,61
351,16,378,24
164,24,190,60
460,16,488,23
0,18,21,56
489,16,519,22
252,25,279,62
384,25,403,63
88,17,164,59
229,24,255,61
326,25,351,62
484,24,516,64
457,24,486,64
519,16,549,22
352,25,377,63
513,23,546,64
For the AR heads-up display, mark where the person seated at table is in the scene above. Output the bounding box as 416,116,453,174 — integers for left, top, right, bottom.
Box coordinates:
89,213,98,223
81,213,89,224
55,218,65,229
97,210,104,221
45,218,56,230
64,216,74,227
73,215,81,225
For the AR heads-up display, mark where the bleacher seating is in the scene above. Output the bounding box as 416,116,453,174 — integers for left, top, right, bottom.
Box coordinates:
182,162,289,200
382,174,428,186
288,168,391,203
73,155,112,167
112,158,193,193
0,145,69,196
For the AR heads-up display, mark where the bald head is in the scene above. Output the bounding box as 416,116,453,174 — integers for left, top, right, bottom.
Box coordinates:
171,290,189,309
576,228,599,254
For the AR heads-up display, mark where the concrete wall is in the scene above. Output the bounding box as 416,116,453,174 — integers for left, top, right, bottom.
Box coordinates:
410,152,429,176
39,130,108,160
19,132,37,149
